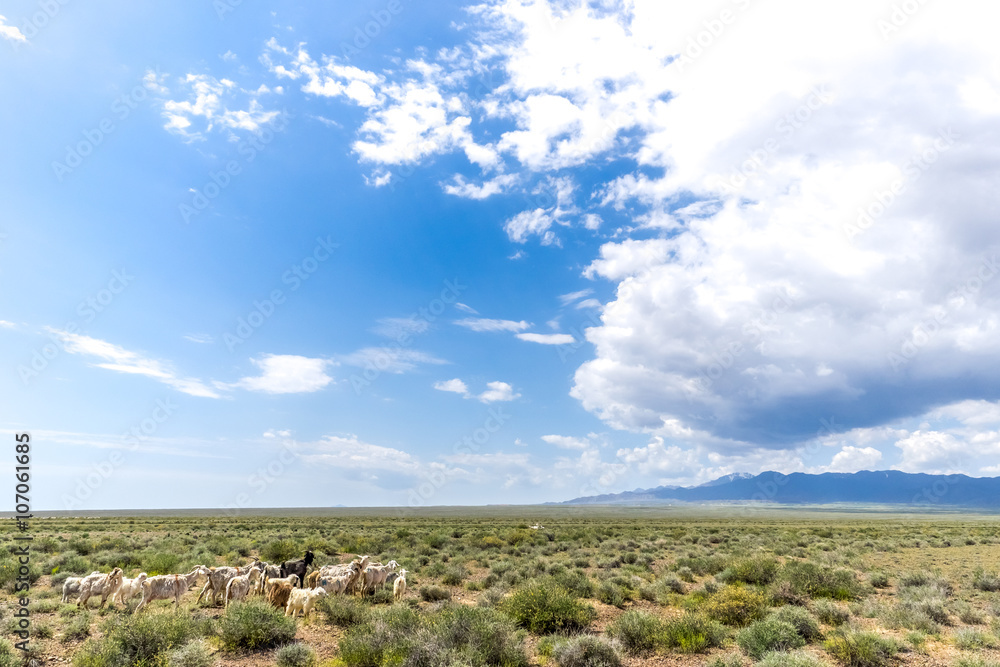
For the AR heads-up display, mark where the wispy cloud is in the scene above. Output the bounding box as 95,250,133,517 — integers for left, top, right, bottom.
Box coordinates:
0,16,26,43
183,333,214,344
516,332,575,345
559,289,594,306
372,316,430,339
340,347,446,373
47,328,221,398
455,318,530,332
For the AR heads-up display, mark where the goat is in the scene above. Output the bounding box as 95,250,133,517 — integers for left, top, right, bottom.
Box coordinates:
115,572,148,605
279,551,314,587
285,586,327,618
224,568,262,607
264,574,299,609
78,568,124,609
318,572,353,595
135,566,210,613
393,569,408,601
197,566,244,605
256,563,282,595
62,572,100,603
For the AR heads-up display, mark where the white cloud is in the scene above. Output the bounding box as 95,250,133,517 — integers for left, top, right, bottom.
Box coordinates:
372,316,430,339
559,289,593,306
504,208,555,245
442,174,518,199
825,446,883,473
455,317,530,332
227,354,333,394
434,378,469,396
541,434,591,451
183,333,213,344
339,347,446,373
455,303,479,314
516,332,575,345
263,429,292,438
46,328,220,398
0,320,16,329
0,15,26,43
160,73,281,140
477,381,520,403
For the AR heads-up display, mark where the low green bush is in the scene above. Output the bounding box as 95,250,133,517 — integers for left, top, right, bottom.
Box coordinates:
606,610,663,655
823,629,900,667
218,599,297,652
736,618,805,659
550,635,622,667
702,586,771,627
276,643,317,667
661,613,727,653
769,606,823,642
502,582,595,634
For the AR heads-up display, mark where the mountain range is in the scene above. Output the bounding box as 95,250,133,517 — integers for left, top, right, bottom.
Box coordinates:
559,470,1000,508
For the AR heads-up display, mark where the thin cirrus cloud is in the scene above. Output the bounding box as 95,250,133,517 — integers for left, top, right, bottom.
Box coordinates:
45,328,221,398
454,317,530,332
339,347,446,373
516,333,575,345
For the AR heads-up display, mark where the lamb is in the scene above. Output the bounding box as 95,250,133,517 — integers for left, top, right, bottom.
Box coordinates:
393,569,407,601
224,568,262,607
285,586,327,618
264,574,299,609
115,572,148,605
360,562,396,595
78,568,125,609
135,566,210,613
279,550,314,587
62,572,100,603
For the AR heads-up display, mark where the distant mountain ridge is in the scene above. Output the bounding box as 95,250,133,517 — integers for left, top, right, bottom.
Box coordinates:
560,470,1000,508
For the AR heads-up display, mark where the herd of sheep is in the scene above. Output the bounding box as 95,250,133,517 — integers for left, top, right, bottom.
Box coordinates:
59,551,407,620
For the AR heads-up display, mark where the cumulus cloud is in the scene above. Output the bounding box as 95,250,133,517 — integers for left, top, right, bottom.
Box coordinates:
160,73,281,140
477,381,520,403
227,354,333,394
434,378,469,396
825,446,883,473
0,15,26,43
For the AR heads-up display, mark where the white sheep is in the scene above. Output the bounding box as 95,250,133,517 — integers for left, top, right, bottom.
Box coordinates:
224,568,262,607
62,572,100,603
285,586,327,618
135,566,210,613
393,569,407,601
115,572,148,605
78,568,124,609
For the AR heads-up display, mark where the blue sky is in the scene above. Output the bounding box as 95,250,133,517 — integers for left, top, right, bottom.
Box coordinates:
3,0,1000,510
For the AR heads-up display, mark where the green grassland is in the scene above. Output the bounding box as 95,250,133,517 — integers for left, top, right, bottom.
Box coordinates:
2,507,1000,666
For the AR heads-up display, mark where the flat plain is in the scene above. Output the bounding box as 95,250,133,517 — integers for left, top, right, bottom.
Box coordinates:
3,505,1000,667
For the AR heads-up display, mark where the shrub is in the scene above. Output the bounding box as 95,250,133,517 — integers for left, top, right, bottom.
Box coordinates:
955,628,997,650
702,586,771,626
723,556,780,586
781,561,860,601
736,618,805,659
661,613,727,653
0,640,15,667
61,612,92,642
898,571,930,587
812,600,850,627
550,635,622,667
420,585,452,602
705,653,746,667
73,612,203,667
769,606,823,642
554,569,595,598
956,658,1000,667
339,604,528,667
954,600,986,625
168,639,214,667
318,595,371,627
868,572,890,589
261,540,301,564
142,551,181,575
756,650,825,667
597,581,630,608
824,629,900,667
442,564,469,586
973,568,1000,592
606,610,663,655
276,643,317,667
502,582,596,634
218,599,297,652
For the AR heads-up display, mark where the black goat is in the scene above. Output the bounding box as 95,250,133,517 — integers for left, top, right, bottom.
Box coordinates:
279,550,314,587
